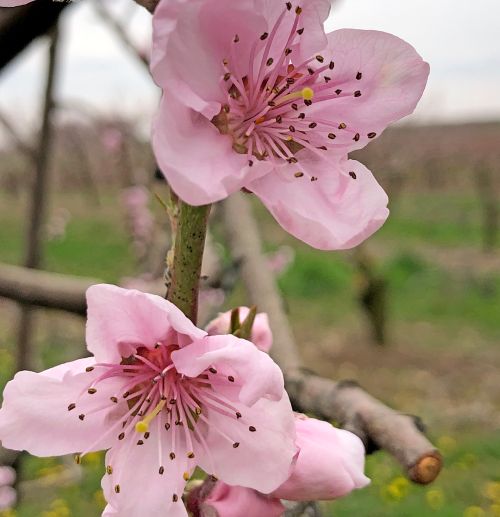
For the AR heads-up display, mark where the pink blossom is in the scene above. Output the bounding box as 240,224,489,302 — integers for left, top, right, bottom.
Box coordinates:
0,285,296,517
272,414,370,500
199,482,285,517
151,0,429,250
206,307,273,353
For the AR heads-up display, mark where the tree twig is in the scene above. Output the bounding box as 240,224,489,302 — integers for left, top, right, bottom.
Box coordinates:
221,193,442,485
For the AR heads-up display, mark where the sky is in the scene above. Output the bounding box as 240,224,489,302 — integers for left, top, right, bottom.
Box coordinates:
0,0,499,142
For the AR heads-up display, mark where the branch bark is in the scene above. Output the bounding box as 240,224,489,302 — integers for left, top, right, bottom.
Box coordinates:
0,263,96,316
221,193,442,485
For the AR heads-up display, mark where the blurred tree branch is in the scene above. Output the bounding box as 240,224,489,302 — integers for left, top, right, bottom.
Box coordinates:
0,0,66,71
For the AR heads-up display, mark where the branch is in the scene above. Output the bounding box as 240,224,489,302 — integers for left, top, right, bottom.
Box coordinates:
166,201,211,322
133,0,159,13
0,262,97,316
221,193,442,485
0,0,67,71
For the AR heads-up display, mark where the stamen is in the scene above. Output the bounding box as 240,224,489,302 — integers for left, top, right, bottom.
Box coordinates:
275,87,314,106
135,399,167,433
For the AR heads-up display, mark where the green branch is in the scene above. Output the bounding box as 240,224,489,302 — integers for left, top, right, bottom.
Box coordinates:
167,200,211,323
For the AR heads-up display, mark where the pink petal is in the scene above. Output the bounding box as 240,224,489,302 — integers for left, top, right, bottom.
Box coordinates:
101,425,189,517
172,335,284,405
248,155,389,250
0,359,124,457
195,394,297,494
205,307,273,353
153,92,271,205
86,284,205,364
307,29,430,152
202,482,285,517
272,416,370,501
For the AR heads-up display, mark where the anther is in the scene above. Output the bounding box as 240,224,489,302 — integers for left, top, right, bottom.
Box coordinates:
354,90,362,97
85,366,94,372
328,133,336,140
137,440,144,446
286,2,292,10
136,399,167,434
368,132,377,139
183,472,190,481
233,442,240,448
338,123,347,130
297,28,304,35
106,466,113,475
87,388,97,395
228,376,235,382
110,397,118,404
335,89,342,95
68,403,76,411
159,466,165,475
172,494,179,503
114,485,120,494
309,122,317,129
356,71,363,80
249,426,257,432
236,412,242,419
165,423,171,431
294,172,304,178
349,171,357,179
79,414,85,421
187,452,195,459
353,133,360,142
233,34,240,43
315,55,324,63
295,6,302,15
170,452,176,460
118,432,125,440
329,61,335,70
266,58,274,67
260,32,269,40
311,176,318,182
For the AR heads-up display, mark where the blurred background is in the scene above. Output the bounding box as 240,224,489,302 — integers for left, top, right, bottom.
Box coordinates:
0,0,499,516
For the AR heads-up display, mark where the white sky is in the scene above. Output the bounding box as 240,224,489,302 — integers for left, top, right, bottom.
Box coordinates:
0,0,499,141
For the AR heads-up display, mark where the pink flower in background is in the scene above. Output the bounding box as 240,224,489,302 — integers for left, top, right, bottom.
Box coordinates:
0,466,16,511
272,414,370,500
206,307,273,353
101,127,124,154
0,285,296,517
151,0,429,250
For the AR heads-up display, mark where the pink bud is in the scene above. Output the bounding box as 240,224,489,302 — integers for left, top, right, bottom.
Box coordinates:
206,307,273,353
200,482,285,517
272,415,370,501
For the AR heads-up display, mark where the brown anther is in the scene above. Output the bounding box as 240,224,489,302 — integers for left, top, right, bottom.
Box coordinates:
170,452,176,460
228,375,235,382
85,366,94,372
110,397,118,404
286,1,292,10
276,115,283,124
324,76,331,83
285,48,292,56
354,90,362,97
233,34,240,43
260,32,269,40
298,113,305,119
236,412,242,419
187,452,195,459
304,99,313,106
79,414,85,421
268,101,276,107
223,72,231,82
335,89,342,95
118,432,125,440
308,122,317,129
328,133,336,139
106,466,113,475
159,466,165,475
353,133,360,142
248,160,254,167
297,28,304,35
137,440,144,446
295,6,302,15
172,494,179,503
368,132,377,139
315,55,324,63
329,61,335,70
233,442,240,448
289,125,296,133
307,67,314,75
318,146,327,151
68,403,76,412
338,123,347,129
349,171,357,179
165,423,171,431
123,391,130,398
144,432,150,440
114,485,120,494
249,426,257,432
295,172,304,178
310,176,318,182
266,58,274,67
87,388,97,395
291,103,298,110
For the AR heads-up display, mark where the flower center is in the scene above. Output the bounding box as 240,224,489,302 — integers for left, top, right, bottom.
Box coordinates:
212,2,377,179
68,342,258,497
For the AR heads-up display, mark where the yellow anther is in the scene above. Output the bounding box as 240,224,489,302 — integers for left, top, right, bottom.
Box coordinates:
275,87,315,106
301,87,314,100
183,471,190,481
135,399,167,434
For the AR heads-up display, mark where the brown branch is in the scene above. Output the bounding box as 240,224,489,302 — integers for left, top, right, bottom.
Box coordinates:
133,0,159,13
0,263,97,316
221,193,442,485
